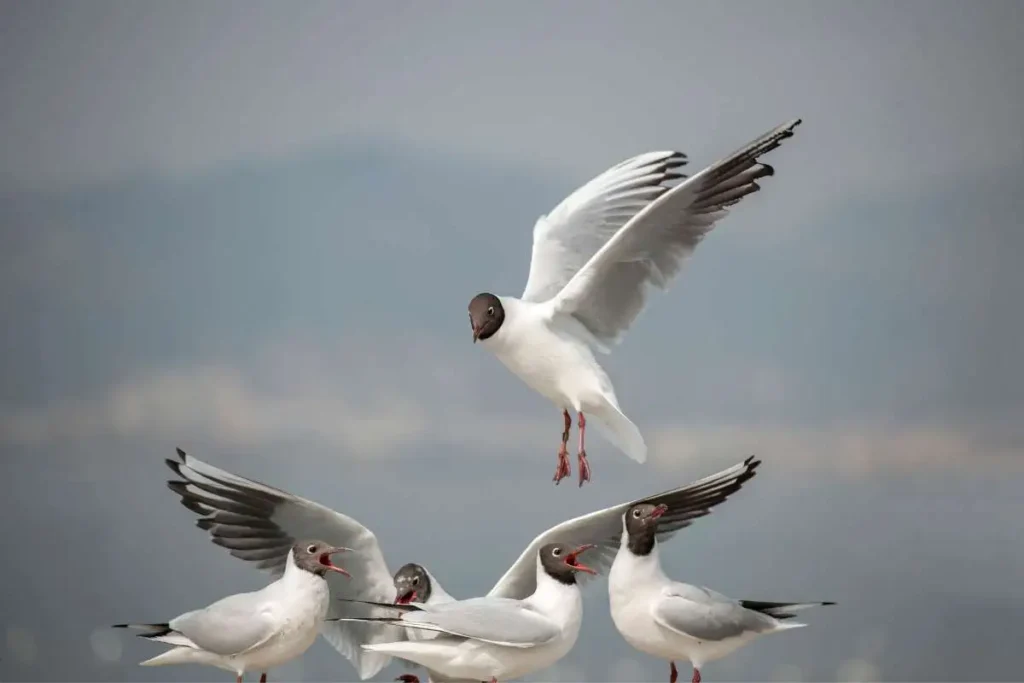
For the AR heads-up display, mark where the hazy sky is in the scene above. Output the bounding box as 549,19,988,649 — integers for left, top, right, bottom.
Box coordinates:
1,2,1022,682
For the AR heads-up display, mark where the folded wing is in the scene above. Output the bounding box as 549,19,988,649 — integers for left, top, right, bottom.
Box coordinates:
652,583,776,642
392,598,561,648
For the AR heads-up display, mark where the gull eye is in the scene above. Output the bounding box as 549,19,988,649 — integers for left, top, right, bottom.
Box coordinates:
487,306,494,316
412,577,420,585
307,544,317,553
552,547,562,557
632,509,642,518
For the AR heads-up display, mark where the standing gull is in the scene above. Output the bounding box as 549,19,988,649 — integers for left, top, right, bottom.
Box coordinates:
113,539,349,683
161,448,759,679
467,119,802,486
336,543,596,683
608,503,834,682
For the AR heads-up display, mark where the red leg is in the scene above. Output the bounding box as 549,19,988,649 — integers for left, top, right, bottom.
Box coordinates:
670,661,678,683
259,675,266,683
553,410,572,484
394,676,419,683
236,677,242,683
691,668,701,683
576,411,592,487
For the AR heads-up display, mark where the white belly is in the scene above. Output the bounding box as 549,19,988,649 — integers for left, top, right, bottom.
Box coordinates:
486,316,611,412
236,579,330,673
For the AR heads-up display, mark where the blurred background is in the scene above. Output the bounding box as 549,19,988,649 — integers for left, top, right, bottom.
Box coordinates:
1,1,1022,681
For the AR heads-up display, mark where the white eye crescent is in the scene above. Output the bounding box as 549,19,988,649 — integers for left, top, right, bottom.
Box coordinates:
552,547,562,557
487,306,494,316
307,544,317,553
632,509,642,518
412,577,420,585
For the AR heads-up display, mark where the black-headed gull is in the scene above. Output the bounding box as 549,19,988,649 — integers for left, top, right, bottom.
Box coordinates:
163,448,760,680
608,502,834,682
467,119,802,486
113,539,349,683
335,543,596,683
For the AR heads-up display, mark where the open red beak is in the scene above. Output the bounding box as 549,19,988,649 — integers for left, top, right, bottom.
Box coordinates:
564,543,598,575
319,546,351,577
394,590,417,605
650,503,668,519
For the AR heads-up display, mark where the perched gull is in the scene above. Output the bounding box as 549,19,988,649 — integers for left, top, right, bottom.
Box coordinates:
608,502,834,682
163,448,760,680
113,539,349,683
466,119,802,486
336,543,596,683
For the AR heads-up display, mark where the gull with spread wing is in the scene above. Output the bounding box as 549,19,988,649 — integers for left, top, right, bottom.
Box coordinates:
334,543,595,683
467,119,802,486
113,539,349,683
162,448,760,679
608,502,834,683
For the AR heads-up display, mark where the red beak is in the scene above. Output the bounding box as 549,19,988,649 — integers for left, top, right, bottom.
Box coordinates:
650,504,668,519
564,543,598,575
394,590,417,605
319,546,351,577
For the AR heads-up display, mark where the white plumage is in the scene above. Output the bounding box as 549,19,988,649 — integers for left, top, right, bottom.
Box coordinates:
468,119,802,486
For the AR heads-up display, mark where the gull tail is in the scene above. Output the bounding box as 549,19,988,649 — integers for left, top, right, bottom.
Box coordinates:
590,402,647,463
740,600,836,622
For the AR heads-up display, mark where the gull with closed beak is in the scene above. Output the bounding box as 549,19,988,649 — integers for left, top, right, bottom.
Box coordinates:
608,502,834,682
467,119,802,486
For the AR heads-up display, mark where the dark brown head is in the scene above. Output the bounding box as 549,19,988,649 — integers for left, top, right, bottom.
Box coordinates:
624,502,667,557
539,542,597,586
468,293,505,343
291,539,351,578
392,563,431,604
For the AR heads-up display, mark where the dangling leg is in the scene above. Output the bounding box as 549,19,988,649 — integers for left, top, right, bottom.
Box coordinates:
259,674,267,683
691,667,701,683
670,661,679,683
236,677,242,683
394,676,419,683
553,409,572,484
577,411,592,487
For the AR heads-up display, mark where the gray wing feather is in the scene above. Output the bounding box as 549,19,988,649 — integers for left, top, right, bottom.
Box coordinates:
398,598,560,648
522,150,690,307
551,119,802,347
169,593,276,656
652,584,777,642
165,449,401,679
487,456,760,599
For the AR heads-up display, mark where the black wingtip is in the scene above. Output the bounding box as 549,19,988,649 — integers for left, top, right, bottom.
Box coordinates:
822,601,837,606
111,624,128,629
196,518,214,531
165,458,184,477
175,447,187,461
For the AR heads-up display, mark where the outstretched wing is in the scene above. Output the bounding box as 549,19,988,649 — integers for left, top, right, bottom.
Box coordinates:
164,449,402,679
487,456,761,599
521,151,690,307
551,120,802,348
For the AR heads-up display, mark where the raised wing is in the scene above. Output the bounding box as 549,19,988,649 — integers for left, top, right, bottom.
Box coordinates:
164,449,401,680
652,583,776,642
169,592,278,656
521,151,690,306
551,119,802,348
487,456,760,599
395,598,560,648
